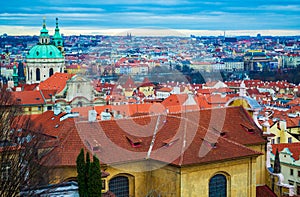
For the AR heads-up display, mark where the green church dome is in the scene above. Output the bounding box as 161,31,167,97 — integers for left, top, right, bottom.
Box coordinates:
27,44,63,59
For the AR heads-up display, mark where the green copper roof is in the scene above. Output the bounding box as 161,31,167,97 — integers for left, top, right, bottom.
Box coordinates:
53,18,63,47
53,18,62,38
27,45,63,59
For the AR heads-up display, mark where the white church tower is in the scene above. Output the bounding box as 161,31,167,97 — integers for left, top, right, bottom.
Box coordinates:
26,18,65,84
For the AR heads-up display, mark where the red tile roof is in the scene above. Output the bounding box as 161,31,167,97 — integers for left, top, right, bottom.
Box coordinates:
41,89,57,100
162,94,189,107
286,117,300,128
11,90,46,105
38,106,264,167
286,98,300,107
272,142,300,160
39,73,73,93
256,185,277,197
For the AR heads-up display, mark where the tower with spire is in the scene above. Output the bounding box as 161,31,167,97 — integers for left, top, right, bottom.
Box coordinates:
39,17,50,45
52,17,64,52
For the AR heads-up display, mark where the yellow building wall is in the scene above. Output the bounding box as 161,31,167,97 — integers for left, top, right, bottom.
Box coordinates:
47,158,260,197
287,127,300,135
248,144,266,186
23,105,44,115
124,89,134,97
270,124,299,144
144,163,181,197
48,166,77,184
181,157,257,197
139,86,154,97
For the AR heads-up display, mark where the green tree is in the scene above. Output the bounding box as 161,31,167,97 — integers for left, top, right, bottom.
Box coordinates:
76,148,86,197
85,152,90,194
274,149,281,173
88,155,102,197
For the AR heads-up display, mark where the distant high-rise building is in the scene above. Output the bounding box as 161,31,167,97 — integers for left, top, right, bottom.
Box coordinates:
26,18,65,84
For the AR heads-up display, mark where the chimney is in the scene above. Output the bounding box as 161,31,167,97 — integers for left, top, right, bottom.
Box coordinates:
262,111,270,134
65,105,71,113
239,81,246,97
279,120,287,131
53,104,61,116
100,109,112,120
88,110,97,122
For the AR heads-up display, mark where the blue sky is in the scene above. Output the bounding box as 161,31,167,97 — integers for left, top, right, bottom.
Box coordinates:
1,0,300,35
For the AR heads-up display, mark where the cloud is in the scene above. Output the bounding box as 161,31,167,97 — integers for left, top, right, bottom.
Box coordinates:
1,0,300,32
22,6,105,12
258,5,300,11
47,0,191,6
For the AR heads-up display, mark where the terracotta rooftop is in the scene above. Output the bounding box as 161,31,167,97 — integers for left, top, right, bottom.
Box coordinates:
11,90,46,105
272,142,300,161
39,72,73,93
38,106,264,167
256,185,277,197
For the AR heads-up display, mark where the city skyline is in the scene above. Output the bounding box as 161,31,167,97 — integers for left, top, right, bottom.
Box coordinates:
1,0,300,36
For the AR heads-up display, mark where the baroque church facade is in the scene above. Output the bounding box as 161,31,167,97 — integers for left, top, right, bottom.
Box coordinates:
26,18,65,84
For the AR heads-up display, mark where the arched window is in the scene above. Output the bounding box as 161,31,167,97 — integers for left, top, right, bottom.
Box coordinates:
209,174,227,197
109,176,129,197
49,68,54,77
36,68,40,81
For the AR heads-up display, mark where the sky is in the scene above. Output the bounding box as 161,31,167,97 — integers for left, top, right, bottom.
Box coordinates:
1,0,300,36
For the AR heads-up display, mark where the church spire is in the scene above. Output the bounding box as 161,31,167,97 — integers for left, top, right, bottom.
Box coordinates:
53,17,63,51
55,17,60,34
39,17,50,44
43,17,46,29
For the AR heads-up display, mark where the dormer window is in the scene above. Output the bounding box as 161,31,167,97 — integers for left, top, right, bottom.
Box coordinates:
201,137,217,148
241,124,255,134
126,136,141,148
210,142,217,148
93,146,101,152
220,132,227,137
163,138,179,147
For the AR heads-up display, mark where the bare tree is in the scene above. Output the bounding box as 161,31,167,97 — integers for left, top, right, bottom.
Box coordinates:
0,86,51,197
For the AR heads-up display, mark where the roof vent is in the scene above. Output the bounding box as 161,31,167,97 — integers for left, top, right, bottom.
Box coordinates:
88,110,97,122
